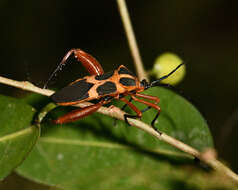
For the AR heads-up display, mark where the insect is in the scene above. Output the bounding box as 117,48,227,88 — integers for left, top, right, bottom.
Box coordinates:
45,49,183,133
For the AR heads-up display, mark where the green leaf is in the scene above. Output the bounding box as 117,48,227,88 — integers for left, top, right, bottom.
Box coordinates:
0,95,40,180
16,88,221,190
128,87,214,151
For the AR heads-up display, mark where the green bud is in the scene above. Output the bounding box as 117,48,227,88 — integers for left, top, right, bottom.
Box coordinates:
150,52,186,85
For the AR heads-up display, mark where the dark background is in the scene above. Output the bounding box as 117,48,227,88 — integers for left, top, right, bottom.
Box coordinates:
0,0,238,188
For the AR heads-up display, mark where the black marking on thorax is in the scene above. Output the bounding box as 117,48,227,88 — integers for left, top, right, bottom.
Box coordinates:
96,81,117,96
118,67,135,76
95,71,114,80
51,79,94,103
119,77,136,86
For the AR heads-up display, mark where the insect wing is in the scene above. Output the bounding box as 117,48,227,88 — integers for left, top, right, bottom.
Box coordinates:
51,79,94,104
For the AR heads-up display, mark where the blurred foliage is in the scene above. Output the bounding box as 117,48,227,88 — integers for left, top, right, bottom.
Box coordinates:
0,95,39,179
1,89,234,190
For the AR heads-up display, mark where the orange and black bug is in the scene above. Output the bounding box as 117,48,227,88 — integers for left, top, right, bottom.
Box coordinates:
44,49,183,134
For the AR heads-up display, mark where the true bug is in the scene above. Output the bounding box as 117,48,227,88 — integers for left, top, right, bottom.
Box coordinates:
45,49,183,133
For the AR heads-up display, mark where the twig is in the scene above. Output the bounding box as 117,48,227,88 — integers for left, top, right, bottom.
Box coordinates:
116,0,148,81
0,76,53,96
0,75,238,183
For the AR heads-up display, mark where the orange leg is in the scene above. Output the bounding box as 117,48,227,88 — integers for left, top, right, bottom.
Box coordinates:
53,100,105,124
120,97,142,125
62,49,104,76
119,94,160,112
134,93,160,104
133,93,160,113
44,48,104,88
131,94,161,134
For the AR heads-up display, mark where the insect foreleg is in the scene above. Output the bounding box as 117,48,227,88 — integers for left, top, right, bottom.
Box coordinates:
131,95,161,134
133,93,160,114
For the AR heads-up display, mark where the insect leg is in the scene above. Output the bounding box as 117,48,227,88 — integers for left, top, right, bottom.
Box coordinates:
113,97,133,126
44,49,104,88
134,93,160,103
121,96,133,111
73,49,104,75
53,100,105,124
120,97,142,126
132,93,160,114
131,95,161,134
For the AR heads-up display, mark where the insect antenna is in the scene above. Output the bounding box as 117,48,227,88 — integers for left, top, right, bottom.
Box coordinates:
150,63,184,87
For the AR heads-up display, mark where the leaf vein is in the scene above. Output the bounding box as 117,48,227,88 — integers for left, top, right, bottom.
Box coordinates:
0,127,35,142
39,137,130,149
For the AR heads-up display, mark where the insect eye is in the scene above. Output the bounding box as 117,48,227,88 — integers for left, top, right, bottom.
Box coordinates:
140,79,149,89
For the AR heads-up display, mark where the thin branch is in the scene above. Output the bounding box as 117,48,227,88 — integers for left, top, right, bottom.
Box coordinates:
0,75,238,183
116,0,148,81
0,76,53,96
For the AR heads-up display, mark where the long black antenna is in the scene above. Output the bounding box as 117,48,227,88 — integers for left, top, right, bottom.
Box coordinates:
150,63,184,87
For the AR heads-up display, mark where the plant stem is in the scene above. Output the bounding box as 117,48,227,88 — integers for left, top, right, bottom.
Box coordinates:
0,75,238,183
116,0,148,81
0,76,53,96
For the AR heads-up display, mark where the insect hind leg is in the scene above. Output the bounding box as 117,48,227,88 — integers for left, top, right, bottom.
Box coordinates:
53,100,105,124
44,49,104,88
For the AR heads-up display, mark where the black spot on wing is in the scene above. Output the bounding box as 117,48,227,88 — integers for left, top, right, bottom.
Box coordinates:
95,71,114,80
51,79,94,103
119,78,136,86
96,82,117,96
118,67,135,76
